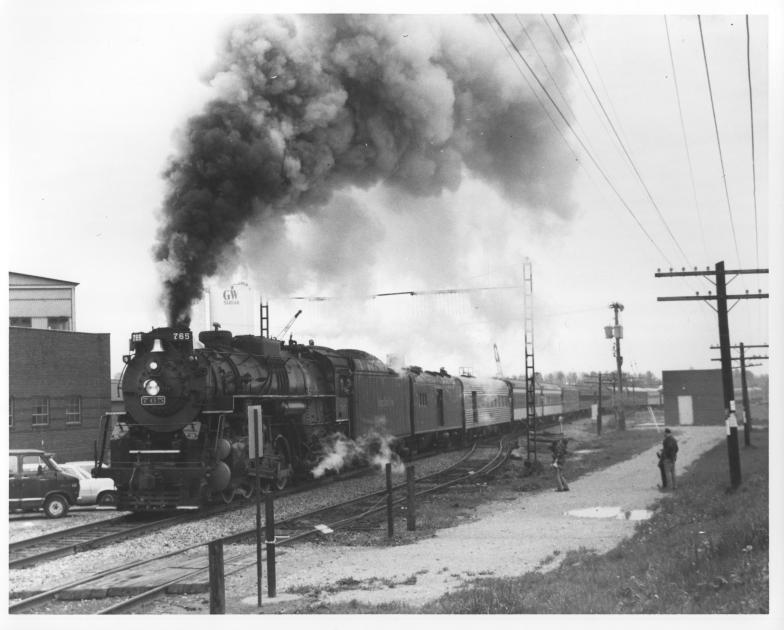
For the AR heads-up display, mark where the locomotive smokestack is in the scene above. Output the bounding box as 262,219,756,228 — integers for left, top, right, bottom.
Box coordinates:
155,15,578,325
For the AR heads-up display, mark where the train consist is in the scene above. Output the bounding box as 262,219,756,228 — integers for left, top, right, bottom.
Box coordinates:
96,326,651,511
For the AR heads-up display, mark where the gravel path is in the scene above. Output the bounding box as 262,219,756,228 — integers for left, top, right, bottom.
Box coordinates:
226,425,726,611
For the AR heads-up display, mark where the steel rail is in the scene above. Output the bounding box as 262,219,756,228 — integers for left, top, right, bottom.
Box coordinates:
9,513,186,569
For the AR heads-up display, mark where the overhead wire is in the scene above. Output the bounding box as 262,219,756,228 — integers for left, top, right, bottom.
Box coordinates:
507,15,620,224
553,14,693,269
745,15,760,270
571,15,633,150
514,16,581,130
663,15,709,261
538,15,625,163
697,15,743,270
482,15,585,171
489,14,675,267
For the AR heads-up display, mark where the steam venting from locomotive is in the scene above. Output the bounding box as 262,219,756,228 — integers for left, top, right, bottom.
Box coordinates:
311,430,404,479
154,15,578,326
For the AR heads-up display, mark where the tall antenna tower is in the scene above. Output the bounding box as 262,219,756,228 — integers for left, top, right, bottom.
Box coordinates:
523,259,537,462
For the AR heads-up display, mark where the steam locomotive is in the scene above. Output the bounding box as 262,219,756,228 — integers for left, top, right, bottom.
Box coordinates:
95,326,633,511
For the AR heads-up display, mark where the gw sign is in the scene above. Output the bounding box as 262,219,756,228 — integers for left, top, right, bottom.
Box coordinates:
223,286,240,305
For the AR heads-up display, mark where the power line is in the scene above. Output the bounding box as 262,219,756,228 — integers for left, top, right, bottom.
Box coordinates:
515,16,580,128
290,285,526,301
697,15,742,269
571,15,633,151
490,14,674,267
663,15,709,260
483,15,585,170
746,15,760,269
554,14,692,269
539,15,625,170
505,15,621,217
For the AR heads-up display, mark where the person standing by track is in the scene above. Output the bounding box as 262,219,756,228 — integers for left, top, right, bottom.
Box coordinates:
550,437,570,492
660,428,679,490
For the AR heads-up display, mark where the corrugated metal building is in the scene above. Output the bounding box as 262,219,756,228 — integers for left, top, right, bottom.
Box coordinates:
661,369,724,426
9,271,77,331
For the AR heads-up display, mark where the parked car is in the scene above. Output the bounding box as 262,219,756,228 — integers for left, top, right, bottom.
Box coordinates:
59,462,118,507
8,449,80,518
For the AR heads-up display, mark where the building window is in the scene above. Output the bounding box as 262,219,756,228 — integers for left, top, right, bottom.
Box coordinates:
32,397,50,426
65,396,82,425
9,397,14,428
47,317,71,331
10,317,32,327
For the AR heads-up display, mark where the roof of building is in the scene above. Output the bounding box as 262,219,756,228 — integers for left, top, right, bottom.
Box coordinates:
9,272,78,287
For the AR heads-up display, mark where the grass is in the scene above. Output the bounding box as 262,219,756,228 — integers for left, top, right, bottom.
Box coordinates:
423,429,769,614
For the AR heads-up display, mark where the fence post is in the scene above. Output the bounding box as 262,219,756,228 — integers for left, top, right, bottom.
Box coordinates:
406,464,416,531
386,462,394,538
265,494,277,598
208,540,225,614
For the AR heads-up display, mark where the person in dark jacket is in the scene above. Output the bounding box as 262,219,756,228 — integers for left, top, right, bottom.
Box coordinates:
550,437,570,492
661,428,679,490
656,449,667,488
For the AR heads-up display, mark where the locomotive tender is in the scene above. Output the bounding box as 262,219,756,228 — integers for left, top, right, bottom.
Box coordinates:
97,326,618,511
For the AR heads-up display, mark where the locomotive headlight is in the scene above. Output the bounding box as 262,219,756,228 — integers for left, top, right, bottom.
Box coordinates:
148,361,159,372
143,379,161,396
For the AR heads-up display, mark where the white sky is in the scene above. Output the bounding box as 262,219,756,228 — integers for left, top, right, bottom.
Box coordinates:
2,0,781,382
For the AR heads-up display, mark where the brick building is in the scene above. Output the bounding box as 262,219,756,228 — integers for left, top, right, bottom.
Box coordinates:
9,272,111,462
9,327,111,461
661,369,724,426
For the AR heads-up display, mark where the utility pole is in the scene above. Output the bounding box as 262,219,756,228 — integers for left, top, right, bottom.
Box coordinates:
582,372,615,435
608,302,625,430
597,372,602,435
710,343,768,446
656,261,768,489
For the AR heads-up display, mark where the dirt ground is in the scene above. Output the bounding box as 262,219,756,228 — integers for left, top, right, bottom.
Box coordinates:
211,422,727,613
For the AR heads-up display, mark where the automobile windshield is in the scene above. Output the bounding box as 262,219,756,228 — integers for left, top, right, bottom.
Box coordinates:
44,455,64,472
61,465,89,480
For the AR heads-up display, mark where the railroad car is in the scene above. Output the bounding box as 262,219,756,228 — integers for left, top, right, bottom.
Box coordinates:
458,376,512,433
407,367,463,450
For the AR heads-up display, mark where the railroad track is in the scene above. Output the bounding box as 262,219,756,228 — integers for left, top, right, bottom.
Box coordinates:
8,512,191,569
9,435,516,614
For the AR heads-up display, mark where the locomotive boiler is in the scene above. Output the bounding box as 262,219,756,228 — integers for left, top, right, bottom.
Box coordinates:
98,326,353,510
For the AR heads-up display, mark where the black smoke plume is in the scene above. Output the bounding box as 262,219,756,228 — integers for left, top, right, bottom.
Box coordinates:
155,15,577,325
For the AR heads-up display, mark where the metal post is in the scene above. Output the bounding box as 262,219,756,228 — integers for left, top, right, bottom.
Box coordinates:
254,421,263,606
716,261,741,487
208,540,225,614
739,343,752,446
406,465,416,531
265,494,276,598
386,462,394,538
597,373,602,435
